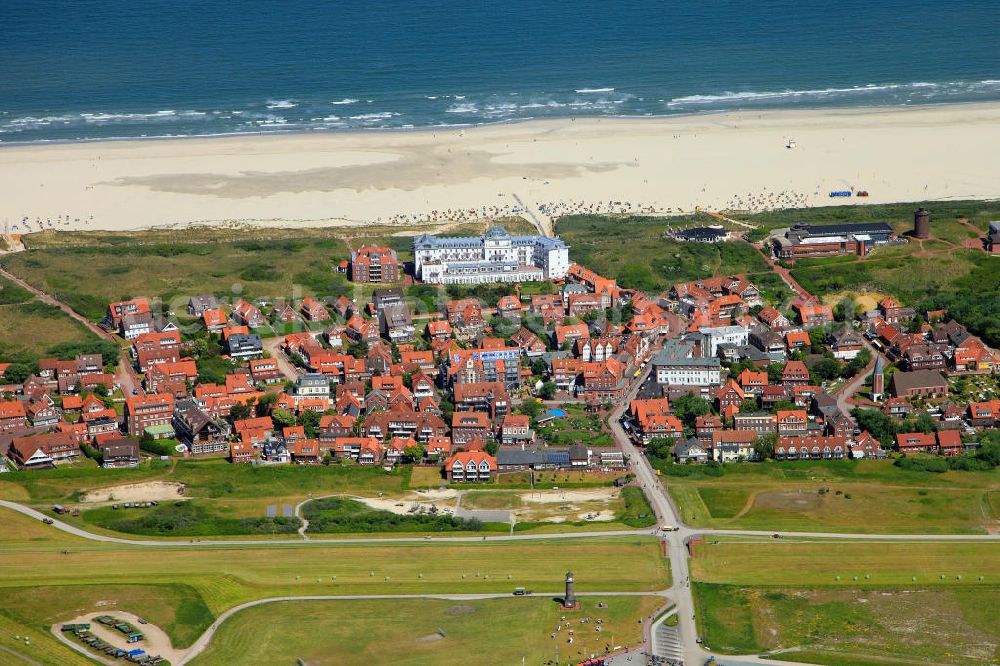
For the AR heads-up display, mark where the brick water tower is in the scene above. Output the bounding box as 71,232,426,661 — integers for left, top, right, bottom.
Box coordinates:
913,207,931,239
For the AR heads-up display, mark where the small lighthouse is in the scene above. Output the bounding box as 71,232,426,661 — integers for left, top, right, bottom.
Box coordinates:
561,571,579,609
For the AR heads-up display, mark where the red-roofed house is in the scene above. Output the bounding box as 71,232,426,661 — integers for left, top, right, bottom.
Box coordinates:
0,400,27,433
444,451,496,482
782,360,810,386
793,301,833,328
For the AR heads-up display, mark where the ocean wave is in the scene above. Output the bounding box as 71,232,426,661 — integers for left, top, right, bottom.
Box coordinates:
665,80,1000,107
445,103,478,114
348,112,399,121
265,99,297,109
575,87,615,93
331,98,359,105
80,110,190,122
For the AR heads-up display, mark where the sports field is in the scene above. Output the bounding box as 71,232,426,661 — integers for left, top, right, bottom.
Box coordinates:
667,459,1000,534
189,596,662,666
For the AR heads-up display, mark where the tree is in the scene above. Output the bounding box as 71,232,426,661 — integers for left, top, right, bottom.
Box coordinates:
271,408,296,428
672,393,712,428
346,341,369,359
256,391,279,416
299,410,322,438
404,444,425,463
229,402,252,422
911,411,939,434
530,358,548,377
2,363,35,384
484,439,499,456
766,363,785,384
753,433,777,460
844,348,872,377
739,399,760,414
834,297,856,323
811,358,842,383
518,399,542,420
539,381,557,400
851,408,897,446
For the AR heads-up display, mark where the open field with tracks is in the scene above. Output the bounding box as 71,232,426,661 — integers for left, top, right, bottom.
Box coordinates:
667,459,1000,534
188,596,661,666
691,538,1000,665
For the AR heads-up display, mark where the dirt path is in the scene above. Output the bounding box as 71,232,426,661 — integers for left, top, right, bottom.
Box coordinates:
0,266,143,397
750,243,812,299
0,644,43,666
956,217,988,253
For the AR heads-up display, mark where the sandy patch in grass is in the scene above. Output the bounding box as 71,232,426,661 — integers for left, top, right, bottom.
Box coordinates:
820,291,886,312
353,494,457,516
412,489,460,501
576,510,616,522
753,491,821,512
55,610,186,665
520,488,618,504
79,481,186,504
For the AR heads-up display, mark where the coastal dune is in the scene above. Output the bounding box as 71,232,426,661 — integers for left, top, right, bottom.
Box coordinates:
2,103,999,233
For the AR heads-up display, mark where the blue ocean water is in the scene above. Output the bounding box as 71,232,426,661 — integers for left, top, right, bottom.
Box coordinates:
3,1,999,142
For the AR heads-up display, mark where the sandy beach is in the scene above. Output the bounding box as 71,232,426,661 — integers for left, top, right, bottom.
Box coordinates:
2,103,1000,234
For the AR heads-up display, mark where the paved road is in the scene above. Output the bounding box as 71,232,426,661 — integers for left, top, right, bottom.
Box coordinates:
607,364,709,665
835,337,883,419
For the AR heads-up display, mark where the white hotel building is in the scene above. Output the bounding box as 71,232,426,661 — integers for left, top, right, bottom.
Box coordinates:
413,225,570,285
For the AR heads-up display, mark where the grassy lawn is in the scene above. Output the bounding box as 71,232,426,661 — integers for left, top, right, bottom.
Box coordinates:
667,459,1000,534
461,490,525,510
1,509,669,608
536,407,616,448
693,583,1000,665
408,465,447,489
189,595,662,666
691,536,1000,664
691,539,1000,586
495,470,623,488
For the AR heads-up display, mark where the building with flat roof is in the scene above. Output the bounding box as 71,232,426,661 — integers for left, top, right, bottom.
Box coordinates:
773,222,896,260
413,225,569,285
652,339,721,387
